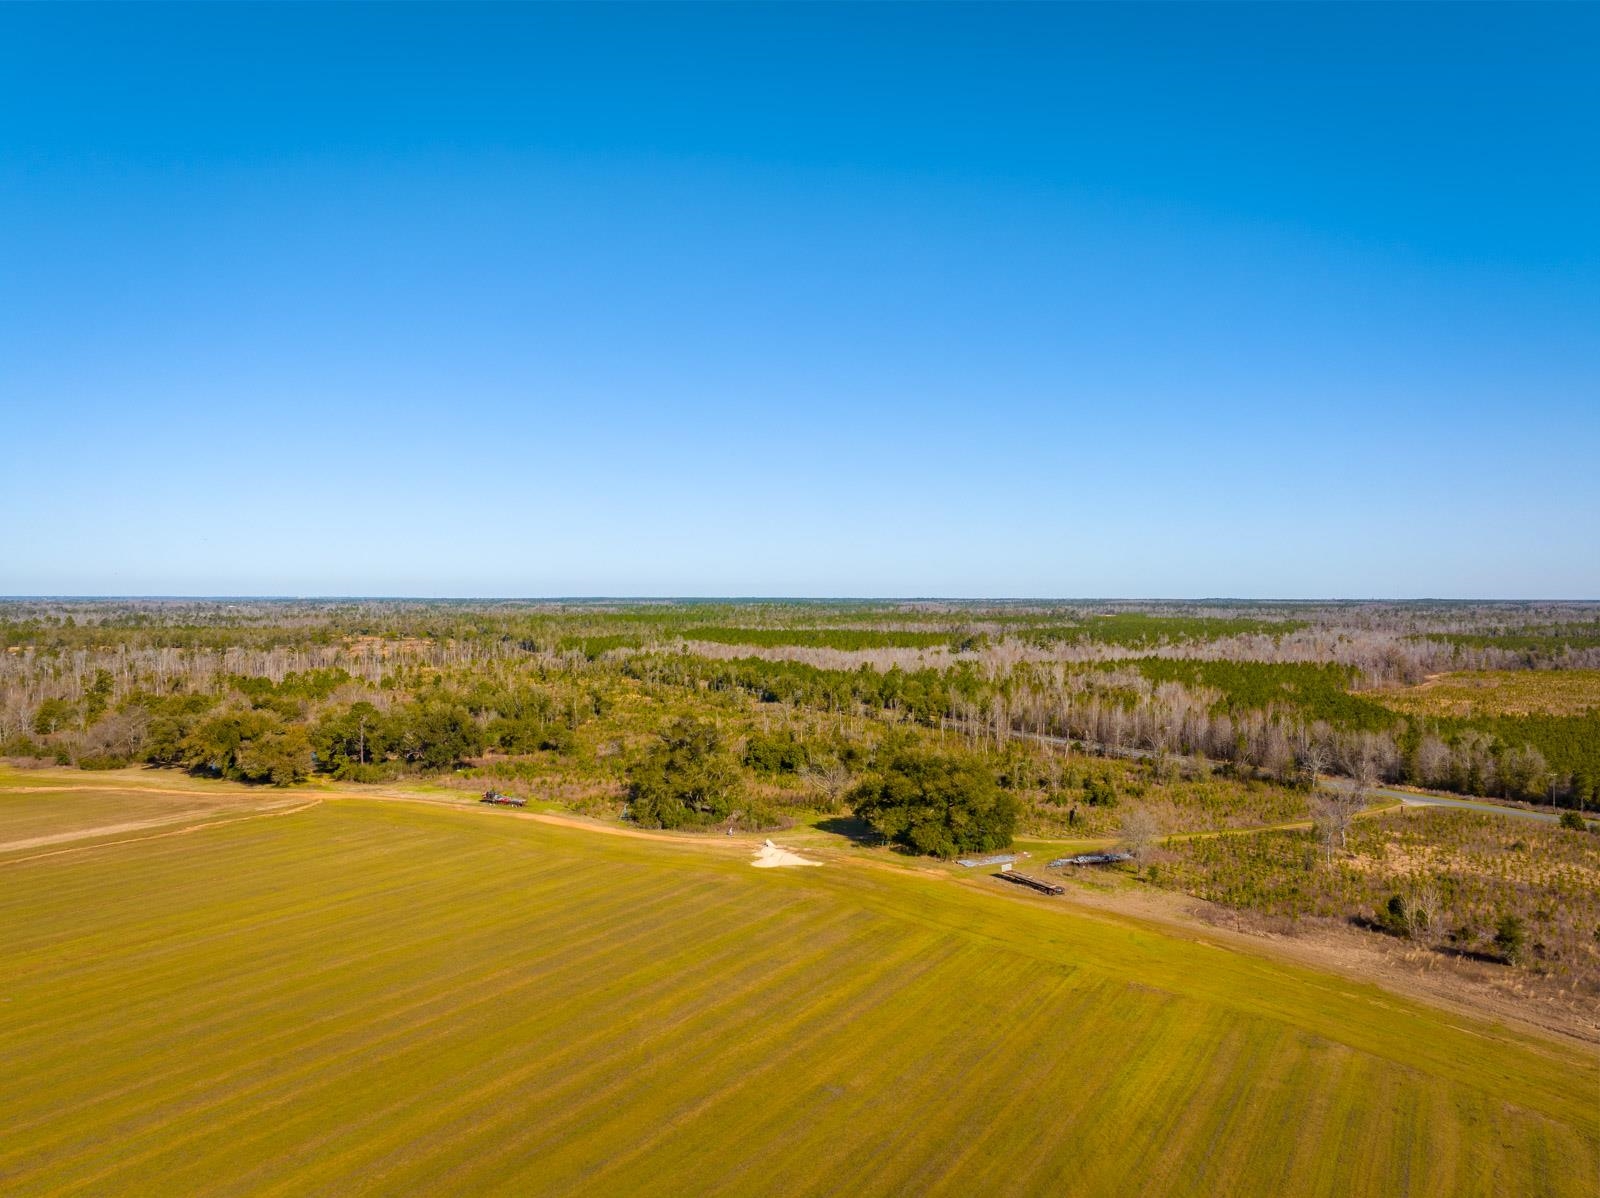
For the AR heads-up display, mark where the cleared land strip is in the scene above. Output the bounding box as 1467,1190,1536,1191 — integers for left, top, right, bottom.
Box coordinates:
0,797,310,854
0,797,321,865
0,796,1593,1196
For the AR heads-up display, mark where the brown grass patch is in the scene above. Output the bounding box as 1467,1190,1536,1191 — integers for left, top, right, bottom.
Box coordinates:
1376,669,1600,718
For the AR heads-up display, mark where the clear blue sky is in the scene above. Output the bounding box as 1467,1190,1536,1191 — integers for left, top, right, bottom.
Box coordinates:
2,3,1596,598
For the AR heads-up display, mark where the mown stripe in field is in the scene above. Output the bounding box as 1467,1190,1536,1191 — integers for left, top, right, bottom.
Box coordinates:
2,843,789,1181
327,919,941,1195
0,798,1593,1197
191,901,887,1195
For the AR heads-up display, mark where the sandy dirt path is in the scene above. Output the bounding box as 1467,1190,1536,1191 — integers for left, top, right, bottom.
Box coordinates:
343,787,767,854
0,806,286,853
0,798,322,865
0,784,247,799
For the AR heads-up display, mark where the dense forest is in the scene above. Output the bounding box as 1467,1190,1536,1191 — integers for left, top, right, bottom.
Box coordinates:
3,599,1598,810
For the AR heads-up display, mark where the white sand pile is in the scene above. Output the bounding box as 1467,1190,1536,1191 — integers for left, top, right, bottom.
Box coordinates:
751,838,821,868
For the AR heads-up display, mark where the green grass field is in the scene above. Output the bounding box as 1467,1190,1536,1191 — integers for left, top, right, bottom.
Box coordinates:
0,771,298,854
0,780,1595,1196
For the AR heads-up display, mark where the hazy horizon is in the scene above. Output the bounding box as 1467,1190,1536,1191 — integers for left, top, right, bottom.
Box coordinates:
4,594,1597,605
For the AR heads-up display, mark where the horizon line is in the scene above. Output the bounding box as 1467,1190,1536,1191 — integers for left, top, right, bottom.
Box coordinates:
3,595,1598,606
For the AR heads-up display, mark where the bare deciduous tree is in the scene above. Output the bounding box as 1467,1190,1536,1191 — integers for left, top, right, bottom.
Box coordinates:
1119,809,1162,874
1404,881,1442,946
801,759,853,814
1313,781,1367,857
1414,736,1451,788
1299,741,1332,788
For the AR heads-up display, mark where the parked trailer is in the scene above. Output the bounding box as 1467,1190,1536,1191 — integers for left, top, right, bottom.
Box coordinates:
994,872,1064,896
479,792,527,808
957,853,1018,868
1049,851,1132,867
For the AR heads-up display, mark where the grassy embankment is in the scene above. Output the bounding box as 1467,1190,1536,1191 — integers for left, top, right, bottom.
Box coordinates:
0,774,1595,1196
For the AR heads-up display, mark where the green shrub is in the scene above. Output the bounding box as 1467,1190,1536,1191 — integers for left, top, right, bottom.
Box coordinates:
1082,774,1118,808
234,726,314,786
1494,913,1527,964
627,718,743,829
32,698,77,736
743,729,810,775
397,702,484,771
77,754,131,771
850,749,1018,859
